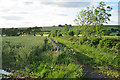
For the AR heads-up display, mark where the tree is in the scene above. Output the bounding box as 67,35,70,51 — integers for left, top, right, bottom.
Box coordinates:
33,26,42,36
74,1,112,38
62,25,70,36
5,28,19,36
19,30,24,36
26,27,32,35
38,27,43,36
2,28,5,36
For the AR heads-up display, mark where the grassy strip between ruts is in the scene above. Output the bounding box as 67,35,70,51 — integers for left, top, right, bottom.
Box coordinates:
2,36,85,78
53,37,120,78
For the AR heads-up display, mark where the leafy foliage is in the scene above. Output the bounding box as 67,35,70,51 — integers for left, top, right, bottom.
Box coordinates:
74,1,112,39
53,37,120,78
49,30,62,37
67,30,74,36
61,25,70,36
115,42,120,50
2,26,43,36
74,1,112,26
74,29,80,37
98,38,119,48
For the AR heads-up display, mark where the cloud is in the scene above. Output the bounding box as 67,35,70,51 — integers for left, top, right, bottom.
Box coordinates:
12,11,28,14
24,2,33,5
0,0,118,27
58,13,68,16
41,2,90,8
1,16,23,20
0,9,10,13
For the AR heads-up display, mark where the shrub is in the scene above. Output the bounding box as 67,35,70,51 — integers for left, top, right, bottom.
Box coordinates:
57,31,62,37
90,37,102,46
74,30,80,37
117,33,120,36
98,38,117,48
48,33,51,37
49,30,61,37
67,30,74,36
115,42,120,50
58,34,62,37
79,37,87,44
103,30,111,36
49,30,55,37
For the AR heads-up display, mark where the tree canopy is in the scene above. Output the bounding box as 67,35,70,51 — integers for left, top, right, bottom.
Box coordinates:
74,1,112,38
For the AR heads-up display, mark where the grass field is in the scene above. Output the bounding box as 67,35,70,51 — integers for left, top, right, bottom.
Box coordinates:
1,25,120,78
42,25,119,32
103,25,119,30
103,36,120,39
42,26,80,32
2,36,84,78
53,36,120,78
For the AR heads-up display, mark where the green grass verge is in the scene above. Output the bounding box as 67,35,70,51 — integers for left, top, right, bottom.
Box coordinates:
53,37,120,78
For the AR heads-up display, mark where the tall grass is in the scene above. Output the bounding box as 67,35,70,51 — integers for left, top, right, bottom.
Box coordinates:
2,36,46,68
53,37,120,78
2,36,84,78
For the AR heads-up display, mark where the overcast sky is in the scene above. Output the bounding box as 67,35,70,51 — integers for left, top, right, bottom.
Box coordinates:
0,0,119,28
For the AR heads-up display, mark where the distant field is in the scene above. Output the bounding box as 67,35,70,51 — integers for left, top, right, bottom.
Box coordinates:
103,25,119,30
102,36,120,39
42,26,79,32
42,27,62,31
42,25,120,32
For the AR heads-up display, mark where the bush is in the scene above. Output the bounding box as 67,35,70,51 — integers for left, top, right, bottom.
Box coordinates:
79,37,87,44
103,30,111,36
49,30,61,37
58,34,62,37
117,33,120,36
98,38,117,48
67,30,74,36
74,30,80,37
90,37,102,46
57,31,62,37
115,42,120,50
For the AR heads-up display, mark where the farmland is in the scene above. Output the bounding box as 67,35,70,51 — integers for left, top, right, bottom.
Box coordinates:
2,36,84,78
1,23,120,79
1,24,120,79
1,1,120,79
1,33,120,79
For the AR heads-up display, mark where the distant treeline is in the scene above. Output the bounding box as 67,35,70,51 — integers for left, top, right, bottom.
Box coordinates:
1,26,43,36
1,25,120,36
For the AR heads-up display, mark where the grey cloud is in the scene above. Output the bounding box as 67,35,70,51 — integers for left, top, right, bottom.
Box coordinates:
11,0,18,1
12,12,28,14
24,2,33,5
41,2,90,8
58,14,68,16
42,2,55,5
0,9,10,13
2,16,23,20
